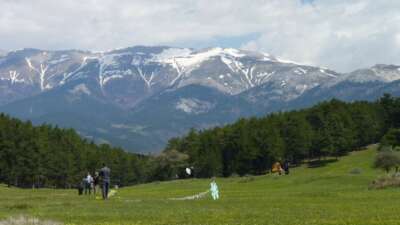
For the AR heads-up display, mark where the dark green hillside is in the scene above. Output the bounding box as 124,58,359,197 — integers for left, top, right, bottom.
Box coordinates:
164,94,400,178
0,113,151,188
1,94,400,188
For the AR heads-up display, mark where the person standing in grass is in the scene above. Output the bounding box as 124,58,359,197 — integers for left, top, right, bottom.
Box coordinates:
100,163,111,200
85,172,93,195
283,160,290,175
210,177,219,200
272,162,283,175
78,178,85,195
93,172,100,196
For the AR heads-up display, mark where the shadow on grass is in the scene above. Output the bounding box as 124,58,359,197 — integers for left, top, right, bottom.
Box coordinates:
307,159,338,168
6,203,32,210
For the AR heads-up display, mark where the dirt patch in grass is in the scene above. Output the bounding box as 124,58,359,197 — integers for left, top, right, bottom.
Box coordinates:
0,215,62,225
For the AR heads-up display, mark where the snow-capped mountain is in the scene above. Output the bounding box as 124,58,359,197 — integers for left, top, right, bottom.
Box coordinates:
0,48,91,105
323,64,400,88
0,46,338,107
0,46,399,152
289,64,400,109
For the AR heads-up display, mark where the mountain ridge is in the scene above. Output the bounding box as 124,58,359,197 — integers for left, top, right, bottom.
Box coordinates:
0,45,399,152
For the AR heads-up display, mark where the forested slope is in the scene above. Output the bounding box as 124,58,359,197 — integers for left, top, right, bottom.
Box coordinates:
164,94,400,177
0,115,151,188
1,94,400,188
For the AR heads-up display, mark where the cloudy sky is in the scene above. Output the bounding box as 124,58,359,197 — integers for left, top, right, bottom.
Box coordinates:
0,0,399,72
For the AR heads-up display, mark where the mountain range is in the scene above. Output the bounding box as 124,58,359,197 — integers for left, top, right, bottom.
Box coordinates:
0,46,399,152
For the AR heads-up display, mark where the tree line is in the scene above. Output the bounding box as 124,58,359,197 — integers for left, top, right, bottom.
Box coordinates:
163,94,400,178
0,114,156,188
1,94,400,188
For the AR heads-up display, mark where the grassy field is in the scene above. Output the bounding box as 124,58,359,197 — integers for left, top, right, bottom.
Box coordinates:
1,145,400,225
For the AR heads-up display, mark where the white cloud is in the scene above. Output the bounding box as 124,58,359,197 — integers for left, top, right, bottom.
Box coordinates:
0,0,399,72
240,0,400,72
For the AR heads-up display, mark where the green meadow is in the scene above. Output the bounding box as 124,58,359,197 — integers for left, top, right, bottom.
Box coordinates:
1,145,400,225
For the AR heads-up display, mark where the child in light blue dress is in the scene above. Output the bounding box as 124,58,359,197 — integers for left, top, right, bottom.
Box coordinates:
210,177,219,200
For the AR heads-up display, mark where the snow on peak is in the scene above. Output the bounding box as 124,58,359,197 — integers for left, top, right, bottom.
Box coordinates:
153,47,250,72
220,48,246,58
169,47,225,68
48,54,70,65
151,48,192,62
370,65,400,82
275,57,308,66
324,64,400,88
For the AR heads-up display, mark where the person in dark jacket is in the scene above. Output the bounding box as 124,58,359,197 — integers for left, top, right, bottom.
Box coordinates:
78,179,84,195
283,160,290,175
99,163,111,200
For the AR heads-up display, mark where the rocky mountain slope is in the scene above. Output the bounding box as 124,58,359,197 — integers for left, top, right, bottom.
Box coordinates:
0,46,399,152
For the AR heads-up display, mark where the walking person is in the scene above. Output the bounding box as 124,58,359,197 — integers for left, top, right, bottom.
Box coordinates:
100,163,111,200
93,172,100,196
84,172,93,195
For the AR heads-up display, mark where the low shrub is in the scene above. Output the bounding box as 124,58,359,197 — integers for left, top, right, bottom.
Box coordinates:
369,175,400,189
349,168,362,175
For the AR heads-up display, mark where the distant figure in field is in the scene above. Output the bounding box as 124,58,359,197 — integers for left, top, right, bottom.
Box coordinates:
100,163,111,200
78,179,84,195
185,167,192,177
272,162,283,175
283,161,290,175
93,172,100,195
210,177,219,200
85,172,93,195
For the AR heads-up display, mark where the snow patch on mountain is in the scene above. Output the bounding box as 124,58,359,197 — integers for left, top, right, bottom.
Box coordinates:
101,53,123,67
151,48,192,63
275,57,305,66
69,83,91,95
0,70,26,84
25,58,35,71
294,67,307,75
8,71,25,84
102,74,125,86
24,57,49,90
61,56,93,84
154,47,255,75
137,67,154,88
48,54,70,65
371,65,400,82
39,64,49,90
176,98,215,114
325,64,400,87
171,48,223,70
